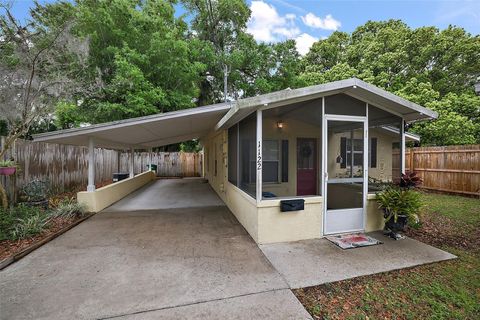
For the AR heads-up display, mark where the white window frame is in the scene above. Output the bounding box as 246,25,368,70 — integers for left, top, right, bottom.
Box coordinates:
262,139,281,184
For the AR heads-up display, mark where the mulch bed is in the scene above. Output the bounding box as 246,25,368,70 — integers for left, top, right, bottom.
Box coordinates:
0,182,108,266
0,216,80,261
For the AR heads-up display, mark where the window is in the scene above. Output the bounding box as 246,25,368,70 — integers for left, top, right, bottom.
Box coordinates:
281,140,289,182
345,138,363,166
369,137,377,168
263,140,279,183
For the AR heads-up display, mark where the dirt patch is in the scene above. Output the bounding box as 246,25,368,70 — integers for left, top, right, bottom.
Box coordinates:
405,212,480,252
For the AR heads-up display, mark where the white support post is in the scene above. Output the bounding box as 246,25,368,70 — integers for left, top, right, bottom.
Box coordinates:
400,119,406,174
129,147,135,178
148,148,153,171
87,137,95,192
256,110,262,203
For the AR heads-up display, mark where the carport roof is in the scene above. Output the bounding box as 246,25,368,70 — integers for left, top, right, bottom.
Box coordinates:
33,78,436,149
34,103,231,149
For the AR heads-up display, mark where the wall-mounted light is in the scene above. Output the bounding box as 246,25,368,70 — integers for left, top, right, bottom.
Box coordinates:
277,120,284,129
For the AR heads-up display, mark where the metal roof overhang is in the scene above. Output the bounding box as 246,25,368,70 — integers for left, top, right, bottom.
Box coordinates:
215,78,438,130
34,78,435,149
33,103,231,149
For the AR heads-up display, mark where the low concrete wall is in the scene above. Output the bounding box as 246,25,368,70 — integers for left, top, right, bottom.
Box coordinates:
77,171,155,212
257,197,323,244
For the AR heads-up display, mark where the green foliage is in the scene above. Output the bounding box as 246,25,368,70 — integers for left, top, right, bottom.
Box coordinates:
50,198,87,219
376,186,422,226
0,160,16,167
21,180,50,202
49,0,206,126
300,20,480,146
11,214,50,240
179,140,201,153
0,205,47,240
55,102,84,129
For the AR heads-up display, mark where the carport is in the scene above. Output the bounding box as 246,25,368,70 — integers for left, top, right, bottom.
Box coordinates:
34,103,232,212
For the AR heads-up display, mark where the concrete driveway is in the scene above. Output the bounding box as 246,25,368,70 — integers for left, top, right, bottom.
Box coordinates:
0,179,311,320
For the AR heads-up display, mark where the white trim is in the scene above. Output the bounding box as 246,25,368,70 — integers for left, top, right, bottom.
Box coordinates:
129,147,135,178
236,123,240,187
401,118,406,174
320,97,325,198
364,103,369,231
324,114,367,122
323,115,367,235
256,109,263,202
328,177,363,184
35,103,231,142
87,137,95,192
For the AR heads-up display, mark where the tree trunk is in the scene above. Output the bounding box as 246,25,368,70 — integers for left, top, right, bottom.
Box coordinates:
0,183,8,209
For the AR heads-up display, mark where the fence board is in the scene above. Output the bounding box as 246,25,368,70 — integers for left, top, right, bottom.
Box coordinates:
406,144,480,197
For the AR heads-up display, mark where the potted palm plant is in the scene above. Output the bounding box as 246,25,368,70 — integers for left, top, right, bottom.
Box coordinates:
0,160,17,176
376,172,422,240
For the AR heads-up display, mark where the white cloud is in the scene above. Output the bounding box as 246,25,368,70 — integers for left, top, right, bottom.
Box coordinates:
301,13,341,30
247,1,301,42
295,33,317,55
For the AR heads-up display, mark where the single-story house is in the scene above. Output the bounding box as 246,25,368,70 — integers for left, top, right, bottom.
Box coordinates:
34,78,437,244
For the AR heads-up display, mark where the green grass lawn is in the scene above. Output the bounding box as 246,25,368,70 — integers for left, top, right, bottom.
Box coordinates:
294,192,480,320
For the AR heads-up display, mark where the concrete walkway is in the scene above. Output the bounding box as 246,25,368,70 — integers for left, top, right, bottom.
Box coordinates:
260,232,456,289
104,178,224,212
0,179,311,320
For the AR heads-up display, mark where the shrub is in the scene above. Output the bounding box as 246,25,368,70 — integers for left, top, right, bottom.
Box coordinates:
0,208,16,240
11,214,50,240
21,180,50,202
50,198,87,219
399,171,423,189
0,205,49,240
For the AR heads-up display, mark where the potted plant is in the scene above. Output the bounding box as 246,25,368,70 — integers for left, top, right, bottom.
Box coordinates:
20,180,50,209
376,185,422,240
0,160,18,176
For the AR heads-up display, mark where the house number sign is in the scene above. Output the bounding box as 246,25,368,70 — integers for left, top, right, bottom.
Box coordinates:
257,141,262,170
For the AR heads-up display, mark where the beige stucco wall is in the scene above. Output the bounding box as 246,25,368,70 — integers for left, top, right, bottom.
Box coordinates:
257,197,323,244
366,194,384,232
77,171,155,212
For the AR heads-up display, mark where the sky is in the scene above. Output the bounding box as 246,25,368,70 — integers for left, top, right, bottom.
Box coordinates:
6,0,480,55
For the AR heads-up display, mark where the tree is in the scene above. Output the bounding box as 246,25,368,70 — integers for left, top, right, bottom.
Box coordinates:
0,1,89,207
53,0,206,127
183,0,251,104
299,20,480,146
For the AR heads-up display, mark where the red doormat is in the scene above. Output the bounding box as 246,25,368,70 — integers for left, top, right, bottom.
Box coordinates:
326,233,382,249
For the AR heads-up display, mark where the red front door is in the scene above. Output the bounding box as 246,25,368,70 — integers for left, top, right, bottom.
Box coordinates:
297,138,317,196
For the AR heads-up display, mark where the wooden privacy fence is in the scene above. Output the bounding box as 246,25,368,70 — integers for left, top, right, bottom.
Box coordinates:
1,138,202,194
405,145,480,197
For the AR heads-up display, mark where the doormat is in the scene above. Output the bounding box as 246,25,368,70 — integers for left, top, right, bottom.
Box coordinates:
326,233,382,249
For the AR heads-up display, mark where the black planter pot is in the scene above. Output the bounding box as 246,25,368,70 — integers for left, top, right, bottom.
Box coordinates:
385,214,408,232
24,199,49,210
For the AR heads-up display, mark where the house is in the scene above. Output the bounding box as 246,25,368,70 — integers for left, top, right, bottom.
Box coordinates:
34,78,437,244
